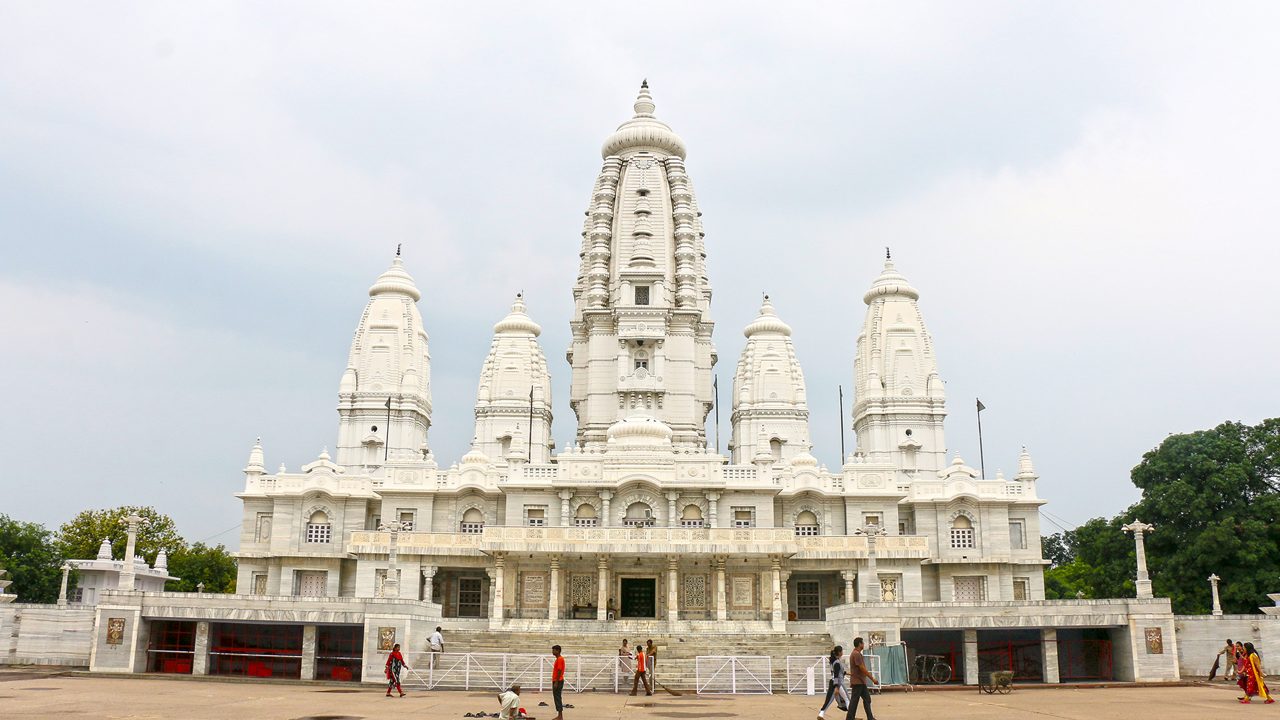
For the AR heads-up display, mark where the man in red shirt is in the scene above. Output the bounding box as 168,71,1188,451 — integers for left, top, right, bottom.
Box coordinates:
630,645,652,696
551,644,566,719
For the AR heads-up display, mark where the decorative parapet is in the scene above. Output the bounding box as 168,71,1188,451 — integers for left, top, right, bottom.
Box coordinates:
347,527,930,559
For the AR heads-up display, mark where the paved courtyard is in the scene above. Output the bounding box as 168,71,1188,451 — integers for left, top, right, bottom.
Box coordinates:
0,671,1263,720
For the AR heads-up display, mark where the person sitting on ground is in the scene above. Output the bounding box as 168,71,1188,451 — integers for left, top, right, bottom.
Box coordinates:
498,683,528,719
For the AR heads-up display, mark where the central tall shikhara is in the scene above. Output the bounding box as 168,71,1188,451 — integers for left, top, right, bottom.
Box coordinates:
569,81,717,449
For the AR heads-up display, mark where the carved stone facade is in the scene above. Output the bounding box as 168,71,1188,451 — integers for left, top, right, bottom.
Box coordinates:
234,81,1050,631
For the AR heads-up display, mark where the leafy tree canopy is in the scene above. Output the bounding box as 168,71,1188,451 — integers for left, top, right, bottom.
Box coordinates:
0,514,62,603
1044,419,1280,614
166,543,237,593
57,506,185,565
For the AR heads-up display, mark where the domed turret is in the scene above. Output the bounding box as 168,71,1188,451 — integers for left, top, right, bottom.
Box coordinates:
600,80,687,159
853,251,947,476
606,414,674,448
730,295,812,465
470,294,554,464
335,249,433,467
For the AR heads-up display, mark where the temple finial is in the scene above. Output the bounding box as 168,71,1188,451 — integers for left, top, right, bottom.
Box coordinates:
885,246,891,260
634,79,655,116
641,78,649,88
396,243,402,257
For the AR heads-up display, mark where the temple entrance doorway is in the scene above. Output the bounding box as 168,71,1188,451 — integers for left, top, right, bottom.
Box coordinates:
620,578,657,618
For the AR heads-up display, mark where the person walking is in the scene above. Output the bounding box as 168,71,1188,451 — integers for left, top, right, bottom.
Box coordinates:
630,643,652,696
551,645,567,720
817,645,849,719
645,639,659,687
844,637,878,720
428,625,445,669
385,643,408,698
1211,638,1236,682
1239,642,1273,704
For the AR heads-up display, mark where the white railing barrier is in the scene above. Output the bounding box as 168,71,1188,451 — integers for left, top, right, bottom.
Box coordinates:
786,655,826,695
402,652,631,693
695,655,772,695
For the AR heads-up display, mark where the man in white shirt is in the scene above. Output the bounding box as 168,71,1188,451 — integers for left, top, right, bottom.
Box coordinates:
428,626,444,668
498,684,521,720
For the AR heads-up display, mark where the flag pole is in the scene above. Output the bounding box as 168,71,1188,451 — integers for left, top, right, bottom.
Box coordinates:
713,376,721,455
838,385,846,461
528,385,535,462
384,397,392,461
976,398,986,479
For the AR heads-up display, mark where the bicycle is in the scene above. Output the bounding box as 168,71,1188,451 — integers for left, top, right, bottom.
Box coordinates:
912,653,953,684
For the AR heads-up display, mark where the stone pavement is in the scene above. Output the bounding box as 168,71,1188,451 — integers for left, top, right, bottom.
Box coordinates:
0,670,1263,720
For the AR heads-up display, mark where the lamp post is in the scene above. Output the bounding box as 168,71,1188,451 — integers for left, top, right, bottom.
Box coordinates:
377,521,407,599
1121,520,1155,599
1208,574,1223,616
58,563,72,606
120,514,144,592
856,523,888,602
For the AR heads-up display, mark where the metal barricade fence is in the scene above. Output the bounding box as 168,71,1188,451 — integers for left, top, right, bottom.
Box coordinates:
695,655,773,695
402,652,628,693
786,655,827,695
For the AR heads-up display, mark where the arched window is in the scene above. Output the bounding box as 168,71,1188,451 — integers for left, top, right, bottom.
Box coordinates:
680,504,704,528
794,510,820,536
460,508,486,534
574,503,598,528
305,511,332,544
950,515,975,549
623,502,655,527
770,438,784,461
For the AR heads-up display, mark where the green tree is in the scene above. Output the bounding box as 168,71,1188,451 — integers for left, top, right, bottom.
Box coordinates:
0,514,62,603
1043,419,1280,614
1133,419,1280,614
57,506,186,565
166,543,237,593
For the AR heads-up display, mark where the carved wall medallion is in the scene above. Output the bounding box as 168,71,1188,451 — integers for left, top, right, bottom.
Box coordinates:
378,626,396,651
1144,627,1163,654
106,618,126,645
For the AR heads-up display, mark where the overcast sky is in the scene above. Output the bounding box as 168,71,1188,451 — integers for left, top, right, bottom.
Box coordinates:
2,2,1278,550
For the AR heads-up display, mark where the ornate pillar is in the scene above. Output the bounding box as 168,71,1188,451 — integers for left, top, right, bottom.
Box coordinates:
192,621,210,675
120,513,143,591
58,563,71,606
559,490,573,526
963,629,979,685
549,555,562,620
597,556,609,621
1121,520,1155,599
1040,628,1060,683
843,571,856,603
666,492,679,528
491,553,506,623
667,556,679,624
780,569,792,622
715,556,727,622
300,625,317,680
770,557,784,630
706,492,720,528
1208,574,1223,616
599,491,614,528
422,566,437,603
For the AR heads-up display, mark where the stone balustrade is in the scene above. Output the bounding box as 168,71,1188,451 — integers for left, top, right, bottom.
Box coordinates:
346,527,930,558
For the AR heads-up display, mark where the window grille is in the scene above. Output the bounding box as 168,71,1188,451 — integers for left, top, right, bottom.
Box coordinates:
459,522,485,534
575,518,598,528
680,519,705,528
732,507,755,528
525,507,546,527
950,528,975,549
634,285,650,305
794,524,820,536
305,523,332,544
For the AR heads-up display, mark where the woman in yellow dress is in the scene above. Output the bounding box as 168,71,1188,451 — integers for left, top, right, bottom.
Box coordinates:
1240,642,1272,704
